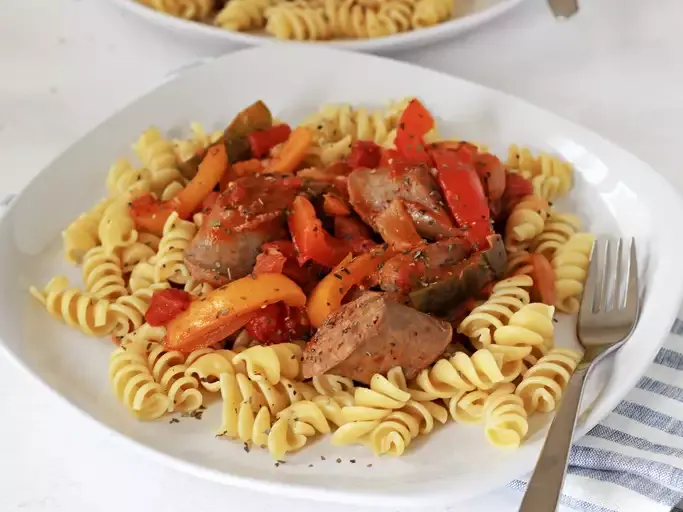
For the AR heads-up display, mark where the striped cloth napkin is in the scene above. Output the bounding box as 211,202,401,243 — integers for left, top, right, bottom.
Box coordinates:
509,319,683,512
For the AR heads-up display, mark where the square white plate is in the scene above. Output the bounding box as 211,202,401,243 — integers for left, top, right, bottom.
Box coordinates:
2,45,683,507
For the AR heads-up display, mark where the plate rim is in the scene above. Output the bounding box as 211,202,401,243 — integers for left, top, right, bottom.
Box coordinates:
104,0,527,52
3,44,683,506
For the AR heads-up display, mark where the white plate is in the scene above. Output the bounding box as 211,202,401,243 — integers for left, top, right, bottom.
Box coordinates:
106,0,526,54
2,45,683,507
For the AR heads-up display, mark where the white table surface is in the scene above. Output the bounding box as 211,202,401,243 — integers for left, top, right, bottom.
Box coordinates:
2,0,682,510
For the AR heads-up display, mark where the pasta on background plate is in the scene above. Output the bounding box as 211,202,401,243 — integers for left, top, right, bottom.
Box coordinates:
136,0,463,42
30,96,589,461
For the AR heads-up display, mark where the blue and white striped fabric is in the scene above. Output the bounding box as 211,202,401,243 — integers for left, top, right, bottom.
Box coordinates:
509,319,683,512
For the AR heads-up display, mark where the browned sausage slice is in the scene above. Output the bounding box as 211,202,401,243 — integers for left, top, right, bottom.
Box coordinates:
302,292,452,384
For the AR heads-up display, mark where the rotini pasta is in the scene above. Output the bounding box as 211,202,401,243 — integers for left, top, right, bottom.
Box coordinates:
133,127,185,197
185,348,245,392
411,0,453,28
232,342,303,384
491,303,555,361
98,199,138,254
531,211,582,259
110,283,170,337
62,197,113,265
505,195,550,253
141,0,214,20
506,145,573,201
483,383,528,448
109,343,170,420
82,246,128,300
265,2,333,41
515,348,582,414
215,0,279,30
151,212,196,284
148,343,203,412
29,276,117,337
552,233,595,313
105,158,152,199
268,400,331,459
458,275,533,349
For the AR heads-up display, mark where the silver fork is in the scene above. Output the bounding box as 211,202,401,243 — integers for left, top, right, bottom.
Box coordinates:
519,237,640,512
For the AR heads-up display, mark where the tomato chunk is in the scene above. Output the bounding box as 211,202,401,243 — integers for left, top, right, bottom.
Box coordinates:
248,124,292,159
245,303,310,345
145,289,192,327
347,140,382,170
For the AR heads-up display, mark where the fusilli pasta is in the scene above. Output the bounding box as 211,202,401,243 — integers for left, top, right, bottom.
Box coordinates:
552,232,595,313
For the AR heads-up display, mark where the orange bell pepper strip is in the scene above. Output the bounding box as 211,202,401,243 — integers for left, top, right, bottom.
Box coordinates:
267,127,313,174
288,195,348,268
130,143,229,235
322,193,352,216
307,246,396,328
164,273,306,353
233,159,264,176
374,198,423,251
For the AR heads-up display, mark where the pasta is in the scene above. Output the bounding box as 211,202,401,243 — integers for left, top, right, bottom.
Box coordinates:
265,2,333,41
29,276,117,337
141,0,214,20
82,246,128,300
323,0,414,39
151,212,196,284
33,97,591,461
457,275,533,349
531,211,582,259
411,0,453,28
515,348,583,414
105,158,152,200
148,343,203,412
62,197,113,265
483,383,528,449
109,343,170,420
505,195,550,253
552,233,596,313
215,0,279,31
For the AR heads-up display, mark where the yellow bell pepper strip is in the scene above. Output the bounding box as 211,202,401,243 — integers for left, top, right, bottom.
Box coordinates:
267,127,313,174
288,195,349,268
307,247,396,328
130,143,228,236
164,273,307,353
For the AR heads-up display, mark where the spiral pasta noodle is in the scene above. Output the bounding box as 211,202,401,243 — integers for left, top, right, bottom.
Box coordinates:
128,261,156,293
323,0,414,39
116,241,157,273
531,211,581,259
232,342,303,384
82,246,128,300
331,369,411,446
265,2,333,41
185,348,245,392
120,322,167,347
551,232,595,313
300,103,397,147
105,158,152,200
506,145,573,201
215,0,278,30
152,212,197,284
110,283,170,337
109,343,170,420
30,276,117,337
483,383,528,448
133,127,185,197
269,400,331,459
505,195,550,253
411,0,453,28
147,343,203,412
458,275,533,349
141,0,214,20
99,199,138,254
491,303,555,362
515,348,582,414
173,122,222,163
62,197,113,265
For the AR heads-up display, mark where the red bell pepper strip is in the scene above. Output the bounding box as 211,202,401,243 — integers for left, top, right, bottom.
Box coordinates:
323,193,352,216
431,147,494,247
394,99,434,167
245,303,309,345
347,140,382,169
287,195,348,268
248,124,292,159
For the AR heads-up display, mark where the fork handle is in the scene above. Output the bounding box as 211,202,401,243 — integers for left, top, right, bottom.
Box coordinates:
518,368,589,512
